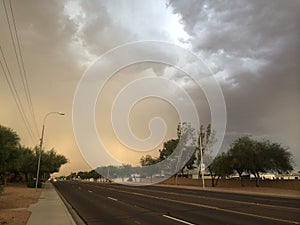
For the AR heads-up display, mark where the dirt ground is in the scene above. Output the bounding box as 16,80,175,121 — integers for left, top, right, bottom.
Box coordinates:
159,184,300,197
207,186,300,197
0,183,42,225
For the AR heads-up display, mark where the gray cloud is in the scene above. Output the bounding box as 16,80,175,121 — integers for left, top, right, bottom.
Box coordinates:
1,0,299,173
169,0,300,168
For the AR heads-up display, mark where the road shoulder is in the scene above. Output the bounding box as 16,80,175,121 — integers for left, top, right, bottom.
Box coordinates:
156,183,300,198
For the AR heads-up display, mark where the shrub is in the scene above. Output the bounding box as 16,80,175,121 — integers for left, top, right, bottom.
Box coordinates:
27,180,42,188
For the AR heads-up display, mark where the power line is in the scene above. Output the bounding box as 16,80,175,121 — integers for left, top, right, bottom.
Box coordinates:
2,0,40,138
0,46,38,144
7,0,39,136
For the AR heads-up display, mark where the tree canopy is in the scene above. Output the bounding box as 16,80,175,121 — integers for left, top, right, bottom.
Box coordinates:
222,136,293,186
0,124,68,185
208,153,234,187
140,122,198,176
0,125,21,184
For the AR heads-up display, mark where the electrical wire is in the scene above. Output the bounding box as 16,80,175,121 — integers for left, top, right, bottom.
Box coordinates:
0,46,37,144
7,0,40,137
1,0,40,143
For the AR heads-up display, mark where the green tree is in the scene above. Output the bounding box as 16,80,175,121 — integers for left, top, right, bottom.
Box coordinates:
248,140,293,187
159,139,179,161
77,171,89,179
88,170,102,179
19,146,36,183
265,141,293,173
208,153,233,187
160,122,197,175
227,136,254,186
39,148,68,181
140,154,160,177
0,125,21,184
140,155,158,166
195,124,216,179
140,122,207,177
228,136,293,187
0,125,20,148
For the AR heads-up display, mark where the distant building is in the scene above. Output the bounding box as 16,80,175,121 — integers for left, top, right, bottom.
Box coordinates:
275,173,300,180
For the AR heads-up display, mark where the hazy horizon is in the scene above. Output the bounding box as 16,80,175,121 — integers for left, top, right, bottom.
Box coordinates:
1,0,299,175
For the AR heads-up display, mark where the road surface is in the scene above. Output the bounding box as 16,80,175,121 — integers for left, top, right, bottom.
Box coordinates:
53,181,300,225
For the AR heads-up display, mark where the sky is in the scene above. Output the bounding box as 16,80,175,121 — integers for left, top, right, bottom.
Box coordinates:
0,0,299,175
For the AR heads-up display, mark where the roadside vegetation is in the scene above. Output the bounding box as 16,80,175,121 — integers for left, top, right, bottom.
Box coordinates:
140,124,293,187
64,123,294,188
0,124,68,187
208,136,293,187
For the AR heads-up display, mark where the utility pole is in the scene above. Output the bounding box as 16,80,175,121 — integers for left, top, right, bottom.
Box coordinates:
35,112,64,190
199,132,205,189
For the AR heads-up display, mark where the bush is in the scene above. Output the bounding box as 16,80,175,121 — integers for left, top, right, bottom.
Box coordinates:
27,180,42,188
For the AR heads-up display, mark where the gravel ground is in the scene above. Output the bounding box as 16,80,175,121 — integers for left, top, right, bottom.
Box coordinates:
0,183,42,225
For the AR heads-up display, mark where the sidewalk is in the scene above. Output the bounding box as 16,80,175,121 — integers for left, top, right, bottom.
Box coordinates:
27,182,76,225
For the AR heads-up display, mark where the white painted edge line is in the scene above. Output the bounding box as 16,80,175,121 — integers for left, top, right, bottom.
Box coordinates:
163,214,195,225
107,197,118,201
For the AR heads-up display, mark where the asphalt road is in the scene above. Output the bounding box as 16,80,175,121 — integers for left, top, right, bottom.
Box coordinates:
53,181,300,225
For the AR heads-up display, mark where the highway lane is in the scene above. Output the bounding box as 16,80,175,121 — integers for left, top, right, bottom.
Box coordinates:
53,181,300,225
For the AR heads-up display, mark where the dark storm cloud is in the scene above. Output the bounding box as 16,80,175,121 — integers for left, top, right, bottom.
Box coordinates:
169,0,300,167
1,0,299,173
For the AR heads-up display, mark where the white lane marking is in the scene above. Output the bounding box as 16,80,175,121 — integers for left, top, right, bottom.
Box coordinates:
163,214,195,225
88,190,93,193
107,197,118,201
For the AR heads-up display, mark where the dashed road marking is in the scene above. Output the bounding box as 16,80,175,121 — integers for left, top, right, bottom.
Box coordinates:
163,214,195,225
107,196,118,201
88,184,300,224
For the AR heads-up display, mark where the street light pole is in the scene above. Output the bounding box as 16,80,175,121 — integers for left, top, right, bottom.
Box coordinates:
197,131,205,189
199,134,205,189
35,112,64,189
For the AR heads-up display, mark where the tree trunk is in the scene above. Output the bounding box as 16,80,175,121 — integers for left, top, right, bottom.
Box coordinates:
251,170,260,187
208,166,215,187
255,172,260,187
237,170,244,187
24,173,28,183
3,173,7,185
215,176,220,187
